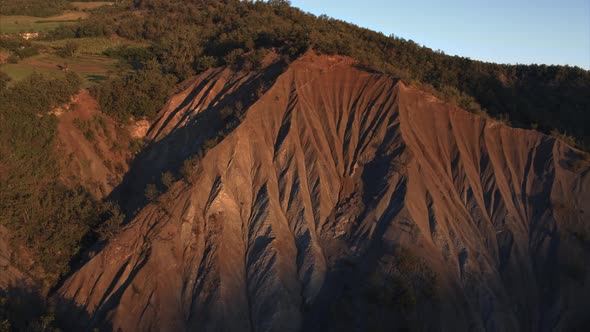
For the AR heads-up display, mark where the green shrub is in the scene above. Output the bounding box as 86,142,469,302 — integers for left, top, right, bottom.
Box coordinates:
366,246,437,310
73,118,95,141
195,56,217,72
6,54,19,64
0,72,11,90
144,183,159,201
223,48,245,66
161,171,175,189
551,129,577,147
93,114,107,133
91,60,176,120
128,138,144,154
56,40,79,58
97,202,125,240
180,157,198,184
103,45,155,67
246,48,269,70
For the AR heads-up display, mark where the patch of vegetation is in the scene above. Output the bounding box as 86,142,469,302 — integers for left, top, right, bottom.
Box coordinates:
0,36,39,62
160,171,175,190
128,137,144,154
73,118,95,140
551,129,577,147
1,53,116,87
0,63,67,83
36,37,148,56
103,44,155,68
0,287,62,332
180,156,199,184
0,0,72,17
45,0,589,150
0,72,105,288
56,40,79,57
0,72,10,90
96,202,124,240
90,59,177,120
144,183,159,202
366,246,437,310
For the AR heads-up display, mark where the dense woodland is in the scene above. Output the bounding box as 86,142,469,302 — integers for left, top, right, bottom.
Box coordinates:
0,0,73,17
0,0,589,330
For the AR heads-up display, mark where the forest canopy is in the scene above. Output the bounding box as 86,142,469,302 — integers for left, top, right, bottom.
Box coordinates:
0,0,73,17
43,0,590,149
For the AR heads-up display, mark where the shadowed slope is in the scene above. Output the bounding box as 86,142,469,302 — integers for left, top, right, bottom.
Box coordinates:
110,61,286,216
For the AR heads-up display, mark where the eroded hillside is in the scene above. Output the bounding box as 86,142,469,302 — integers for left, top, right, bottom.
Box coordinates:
56,90,136,198
57,53,590,331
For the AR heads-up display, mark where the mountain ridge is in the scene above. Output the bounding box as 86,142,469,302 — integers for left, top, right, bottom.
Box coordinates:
56,52,590,331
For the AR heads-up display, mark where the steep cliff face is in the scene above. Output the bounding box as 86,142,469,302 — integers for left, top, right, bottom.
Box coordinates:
58,53,590,331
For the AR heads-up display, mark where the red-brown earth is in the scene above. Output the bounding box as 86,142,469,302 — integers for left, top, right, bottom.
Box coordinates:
48,52,590,331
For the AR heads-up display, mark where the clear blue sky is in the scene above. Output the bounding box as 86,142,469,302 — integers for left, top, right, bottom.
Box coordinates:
289,0,590,69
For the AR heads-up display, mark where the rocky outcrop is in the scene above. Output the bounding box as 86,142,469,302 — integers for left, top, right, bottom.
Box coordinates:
58,53,590,331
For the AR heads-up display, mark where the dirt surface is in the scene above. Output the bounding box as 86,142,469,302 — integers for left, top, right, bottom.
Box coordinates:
58,52,590,331
56,90,133,198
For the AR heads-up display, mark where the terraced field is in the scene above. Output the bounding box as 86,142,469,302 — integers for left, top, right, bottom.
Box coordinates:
0,12,88,34
0,53,116,86
35,37,149,55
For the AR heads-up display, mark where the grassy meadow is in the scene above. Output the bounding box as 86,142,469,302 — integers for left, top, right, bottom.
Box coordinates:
1,53,117,87
0,12,88,34
35,37,149,55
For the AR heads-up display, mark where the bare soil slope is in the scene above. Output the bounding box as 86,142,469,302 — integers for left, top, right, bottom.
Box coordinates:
58,53,590,331
56,90,134,198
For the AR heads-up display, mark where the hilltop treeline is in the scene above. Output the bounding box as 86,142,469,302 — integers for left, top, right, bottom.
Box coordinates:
45,0,590,149
0,73,106,289
0,0,72,17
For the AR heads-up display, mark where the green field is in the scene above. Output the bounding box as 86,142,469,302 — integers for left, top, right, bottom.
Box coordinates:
1,53,116,87
0,12,87,34
35,37,149,55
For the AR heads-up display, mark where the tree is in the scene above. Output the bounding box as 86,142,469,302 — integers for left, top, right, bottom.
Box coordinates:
195,56,217,72
144,183,159,201
92,60,176,120
97,202,125,240
57,41,79,58
161,171,175,189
